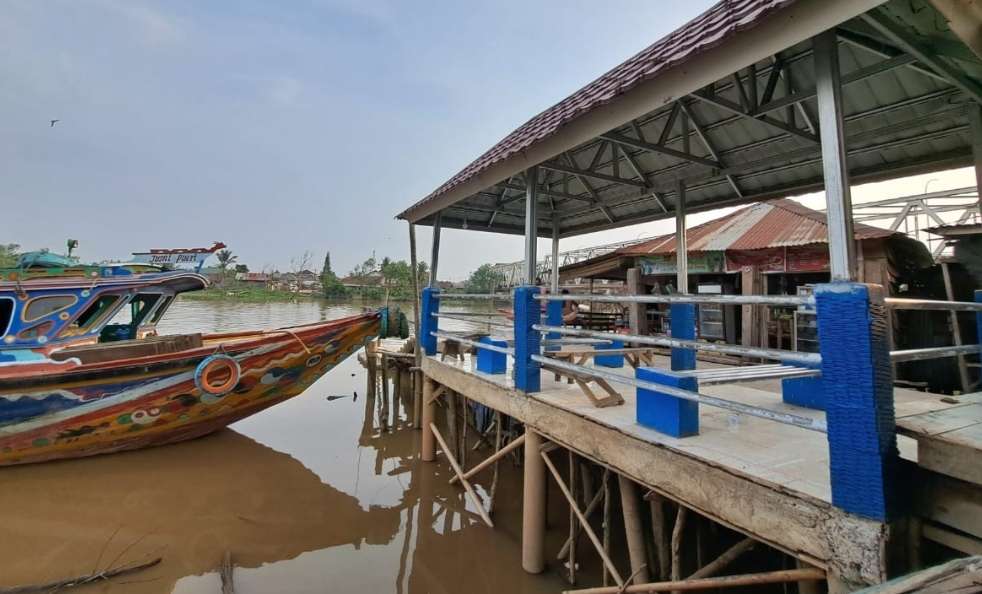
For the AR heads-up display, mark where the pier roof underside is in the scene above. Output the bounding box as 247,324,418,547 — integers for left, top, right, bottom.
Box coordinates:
396,0,982,238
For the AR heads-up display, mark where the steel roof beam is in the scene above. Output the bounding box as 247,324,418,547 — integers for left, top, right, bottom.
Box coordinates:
600,131,720,169
657,102,681,145
540,161,648,189
677,101,743,198
836,27,952,85
688,90,819,143
859,10,982,105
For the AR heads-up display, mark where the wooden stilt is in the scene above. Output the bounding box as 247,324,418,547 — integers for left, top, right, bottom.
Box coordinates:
522,429,547,574
542,450,625,588
558,485,604,559
619,475,651,585
796,560,822,594
460,396,469,467
561,568,826,594
366,340,378,399
381,356,390,430
429,422,494,528
393,367,402,425
445,390,459,459
602,469,612,587
421,378,436,462
488,411,503,516
450,433,526,485
408,222,423,430
568,450,578,585
671,506,687,589
648,494,669,580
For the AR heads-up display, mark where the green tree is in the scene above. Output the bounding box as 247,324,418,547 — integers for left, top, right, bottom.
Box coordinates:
465,264,504,293
320,252,347,298
234,264,249,274
0,244,20,268
215,249,237,272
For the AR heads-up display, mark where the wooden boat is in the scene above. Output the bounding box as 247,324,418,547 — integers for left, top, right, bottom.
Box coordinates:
0,257,388,466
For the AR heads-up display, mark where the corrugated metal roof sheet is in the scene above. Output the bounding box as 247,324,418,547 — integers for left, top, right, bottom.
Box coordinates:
620,199,896,255
401,0,798,217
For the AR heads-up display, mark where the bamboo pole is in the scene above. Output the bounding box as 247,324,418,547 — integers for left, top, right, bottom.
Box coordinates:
366,340,378,399
542,450,625,588
421,379,436,462
381,355,390,430
602,469,611,587
450,434,526,485
408,222,422,430
671,506,687,589
488,411,504,516
649,494,669,580
568,450,578,585
429,422,494,528
446,391,459,461
687,538,754,580
460,396,469,467
619,475,651,585
557,481,605,559
522,429,547,574
561,568,826,594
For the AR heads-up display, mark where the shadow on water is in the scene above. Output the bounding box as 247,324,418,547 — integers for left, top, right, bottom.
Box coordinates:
0,299,564,594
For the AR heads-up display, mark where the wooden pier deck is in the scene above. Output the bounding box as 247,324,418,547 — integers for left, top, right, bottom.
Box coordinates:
419,350,982,586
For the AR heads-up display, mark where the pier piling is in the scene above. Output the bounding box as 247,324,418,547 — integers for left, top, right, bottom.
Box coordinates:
522,428,547,574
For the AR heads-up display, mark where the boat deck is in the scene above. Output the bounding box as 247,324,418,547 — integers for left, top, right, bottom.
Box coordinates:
421,350,982,581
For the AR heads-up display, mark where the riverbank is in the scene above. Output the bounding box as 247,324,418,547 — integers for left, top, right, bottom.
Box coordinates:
180,287,324,303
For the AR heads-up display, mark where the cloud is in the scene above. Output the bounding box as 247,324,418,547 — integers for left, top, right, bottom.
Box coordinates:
269,76,302,106
97,0,184,46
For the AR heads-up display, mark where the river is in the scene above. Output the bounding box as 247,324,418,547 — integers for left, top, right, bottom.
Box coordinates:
0,299,565,594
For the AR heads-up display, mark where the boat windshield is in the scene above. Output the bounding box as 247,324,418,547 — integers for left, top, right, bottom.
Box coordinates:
100,293,165,342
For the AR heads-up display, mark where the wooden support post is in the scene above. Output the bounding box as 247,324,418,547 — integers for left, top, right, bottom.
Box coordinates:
568,450,578,585
649,494,670,580
627,267,647,337
542,450,625,588
558,480,605,559
450,433,525,485
488,411,503,516
381,355,390,430
421,378,436,462
671,506,688,587
560,567,826,594
602,469,612,587
393,366,402,424
409,223,423,430
797,559,823,594
366,340,378,399
941,262,971,393
740,266,761,350
523,429,547,574
446,390,459,461
619,475,651,585
429,422,494,528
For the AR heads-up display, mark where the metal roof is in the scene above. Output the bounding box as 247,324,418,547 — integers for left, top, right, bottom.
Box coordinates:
620,199,896,255
396,0,982,239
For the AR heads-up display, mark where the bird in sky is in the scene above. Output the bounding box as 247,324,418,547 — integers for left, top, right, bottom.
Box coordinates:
49,119,59,127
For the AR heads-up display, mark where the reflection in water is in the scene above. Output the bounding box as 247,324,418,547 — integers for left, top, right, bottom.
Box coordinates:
0,299,562,594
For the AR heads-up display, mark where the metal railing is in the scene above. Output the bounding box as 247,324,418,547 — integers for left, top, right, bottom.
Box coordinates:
885,297,982,312
432,312,513,329
890,344,981,363
533,355,827,433
535,293,814,307
534,324,821,366
431,331,515,356
433,293,514,300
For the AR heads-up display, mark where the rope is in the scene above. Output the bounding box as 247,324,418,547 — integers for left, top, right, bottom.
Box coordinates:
278,329,312,354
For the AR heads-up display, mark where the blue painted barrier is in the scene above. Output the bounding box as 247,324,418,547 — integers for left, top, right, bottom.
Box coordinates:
670,303,696,371
545,300,564,352
636,368,699,437
420,287,439,356
513,286,541,392
782,362,825,410
477,336,508,374
594,339,624,368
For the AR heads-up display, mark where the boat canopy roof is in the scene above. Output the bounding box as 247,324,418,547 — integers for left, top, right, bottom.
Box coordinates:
0,268,208,350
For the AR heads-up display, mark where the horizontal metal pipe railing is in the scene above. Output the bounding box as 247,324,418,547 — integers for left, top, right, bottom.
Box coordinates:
676,365,821,385
534,293,814,307
542,338,613,345
890,344,981,363
431,331,515,356
433,293,513,300
885,297,982,312
534,324,822,366
431,311,510,318
532,355,827,433
432,313,513,329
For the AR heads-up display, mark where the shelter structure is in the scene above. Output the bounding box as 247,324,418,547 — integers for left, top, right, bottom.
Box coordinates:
396,0,982,591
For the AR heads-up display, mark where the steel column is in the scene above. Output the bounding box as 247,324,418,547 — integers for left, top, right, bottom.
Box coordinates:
675,180,688,293
429,212,442,287
525,166,539,285
970,104,982,219
814,30,856,281
551,218,560,292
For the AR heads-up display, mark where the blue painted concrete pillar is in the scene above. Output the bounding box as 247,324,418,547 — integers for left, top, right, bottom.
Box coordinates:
670,303,696,371
420,287,439,356
594,339,624,368
815,283,899,521
513,286,541,393
636,368,699,437
477,337,508,374
975,290,982,349
545,300,564,352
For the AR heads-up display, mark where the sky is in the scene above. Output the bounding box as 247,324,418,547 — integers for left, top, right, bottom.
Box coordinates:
1,1,975,281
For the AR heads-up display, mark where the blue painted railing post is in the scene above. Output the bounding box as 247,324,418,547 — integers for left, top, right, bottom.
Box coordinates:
670,303,697,371
815,283,899,521
513,286,541,393
635,302,699,438
420,287,439,356
545,300,564,352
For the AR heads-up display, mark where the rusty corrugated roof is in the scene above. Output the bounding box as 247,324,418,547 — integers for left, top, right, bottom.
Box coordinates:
399,0,798,220
620,199,896,255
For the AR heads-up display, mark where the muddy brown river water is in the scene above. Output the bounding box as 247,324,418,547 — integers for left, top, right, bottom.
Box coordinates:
0,299,566,594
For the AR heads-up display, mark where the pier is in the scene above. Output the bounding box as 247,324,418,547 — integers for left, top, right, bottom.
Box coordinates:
385,0,982,591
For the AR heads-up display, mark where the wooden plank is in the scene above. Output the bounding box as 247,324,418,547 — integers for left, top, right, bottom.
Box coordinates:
921,523,982,556
917,423,982,486
421,357,888,587
913,471,982,540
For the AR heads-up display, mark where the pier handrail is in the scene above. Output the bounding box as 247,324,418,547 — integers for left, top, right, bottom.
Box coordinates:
533,324,821,366
432,312,514,329
532,354,827,433
890,344,981,362
431,331,515,356
534,293,814,307
433,293,514,300
884,297,982,312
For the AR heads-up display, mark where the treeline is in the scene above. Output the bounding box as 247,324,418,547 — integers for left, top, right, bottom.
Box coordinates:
322,252,429,301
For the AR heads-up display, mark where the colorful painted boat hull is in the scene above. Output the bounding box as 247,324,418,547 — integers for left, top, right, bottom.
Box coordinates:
0,312,380,466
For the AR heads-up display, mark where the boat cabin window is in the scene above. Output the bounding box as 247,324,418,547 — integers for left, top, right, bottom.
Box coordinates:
99,293,163,342
18,321,54,340
23,295,78,322
0,297,13,338
62,294,122,337
150,295,174,324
